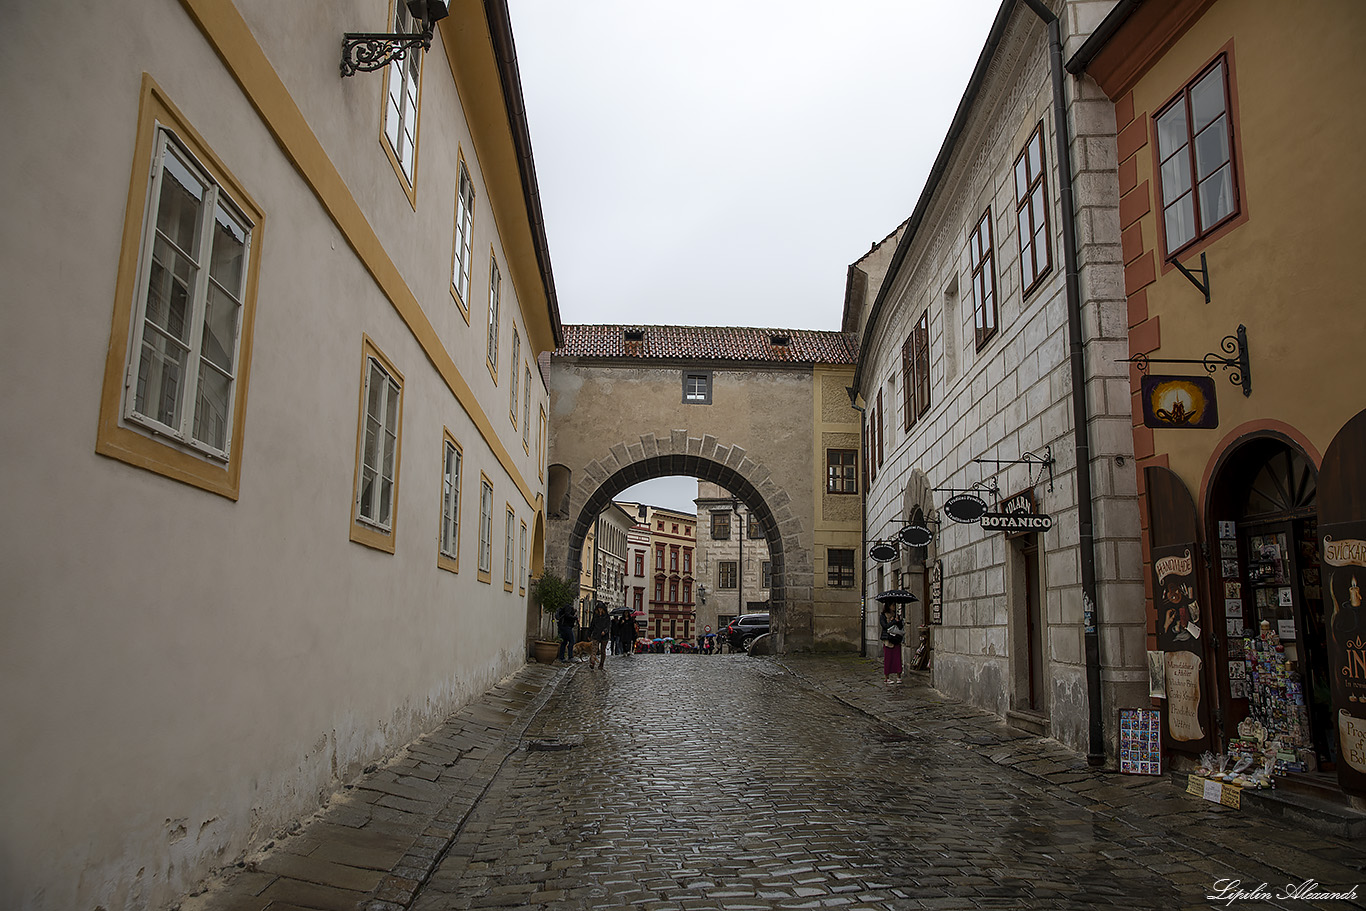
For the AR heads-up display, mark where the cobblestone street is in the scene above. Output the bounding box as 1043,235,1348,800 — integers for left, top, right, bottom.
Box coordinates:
191,655,1364,911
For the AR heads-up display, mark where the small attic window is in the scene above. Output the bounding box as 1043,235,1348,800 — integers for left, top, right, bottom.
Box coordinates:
624,328,645,342
769,333,791,346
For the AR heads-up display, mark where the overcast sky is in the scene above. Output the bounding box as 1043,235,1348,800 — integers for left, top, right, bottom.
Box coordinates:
507,0,1002,513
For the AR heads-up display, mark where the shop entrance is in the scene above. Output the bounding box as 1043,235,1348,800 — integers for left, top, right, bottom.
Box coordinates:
1009,536,1046,715
1209,438,1334,772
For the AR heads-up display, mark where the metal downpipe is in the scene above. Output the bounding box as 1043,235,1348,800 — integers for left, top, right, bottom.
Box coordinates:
1021,0,1108,766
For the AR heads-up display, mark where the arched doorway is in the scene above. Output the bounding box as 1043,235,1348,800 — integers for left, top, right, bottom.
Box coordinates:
561,455,792,652
1207,435,1334,772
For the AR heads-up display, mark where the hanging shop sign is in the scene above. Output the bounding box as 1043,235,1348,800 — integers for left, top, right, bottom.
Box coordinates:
928,560,943,626
869,540,898,563
898,523,933,547
980,511,1054,532
980,490,1052,533
1141,375,1219,429
943,493,987,523
1321,522,1366,788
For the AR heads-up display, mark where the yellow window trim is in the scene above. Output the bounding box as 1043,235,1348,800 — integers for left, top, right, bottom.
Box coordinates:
448,147,473,323
378,0,422,210
350,335,405,554
437,427,462,574
95,73,265,501
174,0,541,513
476,471,493,584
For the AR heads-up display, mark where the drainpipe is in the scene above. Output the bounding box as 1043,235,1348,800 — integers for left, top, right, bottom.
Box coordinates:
1021,0,1107,767
847,387,869,658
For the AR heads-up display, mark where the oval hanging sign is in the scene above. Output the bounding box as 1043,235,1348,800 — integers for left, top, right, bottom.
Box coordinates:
944,493,987,524
898,524,933,547
869,541,898,562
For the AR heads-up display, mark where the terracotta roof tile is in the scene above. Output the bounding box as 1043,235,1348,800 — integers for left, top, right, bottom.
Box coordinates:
555,325,857,365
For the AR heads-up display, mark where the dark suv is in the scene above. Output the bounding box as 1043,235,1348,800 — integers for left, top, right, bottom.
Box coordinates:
724,613,770,651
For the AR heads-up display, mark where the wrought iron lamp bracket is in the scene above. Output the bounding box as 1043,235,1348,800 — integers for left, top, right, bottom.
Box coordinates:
971,446,1055,492
932,478,1000,500
1120,325,1251,398
341,24,435,77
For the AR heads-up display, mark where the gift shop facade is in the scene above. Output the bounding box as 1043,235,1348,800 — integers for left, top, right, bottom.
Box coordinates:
1072,0,1366,803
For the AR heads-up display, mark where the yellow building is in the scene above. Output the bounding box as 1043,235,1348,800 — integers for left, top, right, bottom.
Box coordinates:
1073,0,1366,804
0,1,559,907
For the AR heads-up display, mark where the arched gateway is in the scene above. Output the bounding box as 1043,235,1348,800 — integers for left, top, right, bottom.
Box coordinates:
541,325,863,653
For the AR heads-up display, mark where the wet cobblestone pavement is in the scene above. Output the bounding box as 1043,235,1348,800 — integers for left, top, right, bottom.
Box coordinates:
188,654,1364,911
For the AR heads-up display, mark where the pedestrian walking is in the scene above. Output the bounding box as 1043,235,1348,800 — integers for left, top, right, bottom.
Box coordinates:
588,602,612,669
880,603,905,685
555,602,577,663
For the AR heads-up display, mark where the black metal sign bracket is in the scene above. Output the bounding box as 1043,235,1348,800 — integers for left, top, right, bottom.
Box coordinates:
1172,252,1210,304
1118,324,1251,397
971,445,1055,492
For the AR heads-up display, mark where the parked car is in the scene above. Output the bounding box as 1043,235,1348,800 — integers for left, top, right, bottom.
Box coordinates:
724,613,770,651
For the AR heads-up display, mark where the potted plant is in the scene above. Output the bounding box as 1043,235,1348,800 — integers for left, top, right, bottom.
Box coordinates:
529,569,577,665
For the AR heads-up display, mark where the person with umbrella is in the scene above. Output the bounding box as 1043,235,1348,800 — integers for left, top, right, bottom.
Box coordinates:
876,589,917,685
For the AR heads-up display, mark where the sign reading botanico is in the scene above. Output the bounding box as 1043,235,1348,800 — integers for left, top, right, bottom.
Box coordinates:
980,488,1052,533
980,512,1053,532
1321,523,1366,793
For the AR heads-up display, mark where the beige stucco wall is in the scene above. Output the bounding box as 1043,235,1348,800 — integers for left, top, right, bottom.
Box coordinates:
1126,0,1366,490
0,2,550,909
812,367,865,648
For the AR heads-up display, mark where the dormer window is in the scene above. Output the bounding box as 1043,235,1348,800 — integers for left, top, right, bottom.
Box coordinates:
624,328,645,342
770,333,790,346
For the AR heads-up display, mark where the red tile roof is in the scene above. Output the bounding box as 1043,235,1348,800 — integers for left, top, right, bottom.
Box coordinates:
555,325,857,365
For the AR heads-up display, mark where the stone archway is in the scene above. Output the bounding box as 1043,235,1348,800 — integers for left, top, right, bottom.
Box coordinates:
543,432,814,652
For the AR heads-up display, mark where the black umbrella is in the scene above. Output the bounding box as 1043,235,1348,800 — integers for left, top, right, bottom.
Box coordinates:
875,589,919,604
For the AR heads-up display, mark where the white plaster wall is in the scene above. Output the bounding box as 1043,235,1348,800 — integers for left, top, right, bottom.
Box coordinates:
0,2,547,909
857,1,1142,754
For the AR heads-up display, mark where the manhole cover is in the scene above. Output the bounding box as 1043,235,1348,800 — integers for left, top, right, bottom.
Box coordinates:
524,735,583,752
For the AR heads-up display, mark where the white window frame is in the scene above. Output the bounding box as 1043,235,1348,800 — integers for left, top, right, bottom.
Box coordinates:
504,505,516,588
440,437,461,563
519,520,528,593
125,128,253,461
683,370,712,404
478,477,494,578
510,330,520,424
486,255,500,375
522,364,531,450
383,0,421,186
451,160,474,309
356,356,402,531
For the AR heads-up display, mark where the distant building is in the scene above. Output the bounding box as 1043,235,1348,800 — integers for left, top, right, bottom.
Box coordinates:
615,503,699,639
577,502,633,619
695,481,772,635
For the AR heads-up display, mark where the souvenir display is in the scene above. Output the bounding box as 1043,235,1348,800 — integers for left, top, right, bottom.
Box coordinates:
1118,709,1161,775
1241,623,1312,773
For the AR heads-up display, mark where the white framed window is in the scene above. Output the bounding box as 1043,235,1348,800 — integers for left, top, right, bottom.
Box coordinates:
382,0,421,188
504,505,516,588
519,520,528,593
451,159,474,311
537,406,546,480
97,78,265,501
522,365,531,450
683,370,712,404
486,255,500,375
510,331,520,424
478,476,494,579
126,129,253,460
356,354,402,533
439,434,461,568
